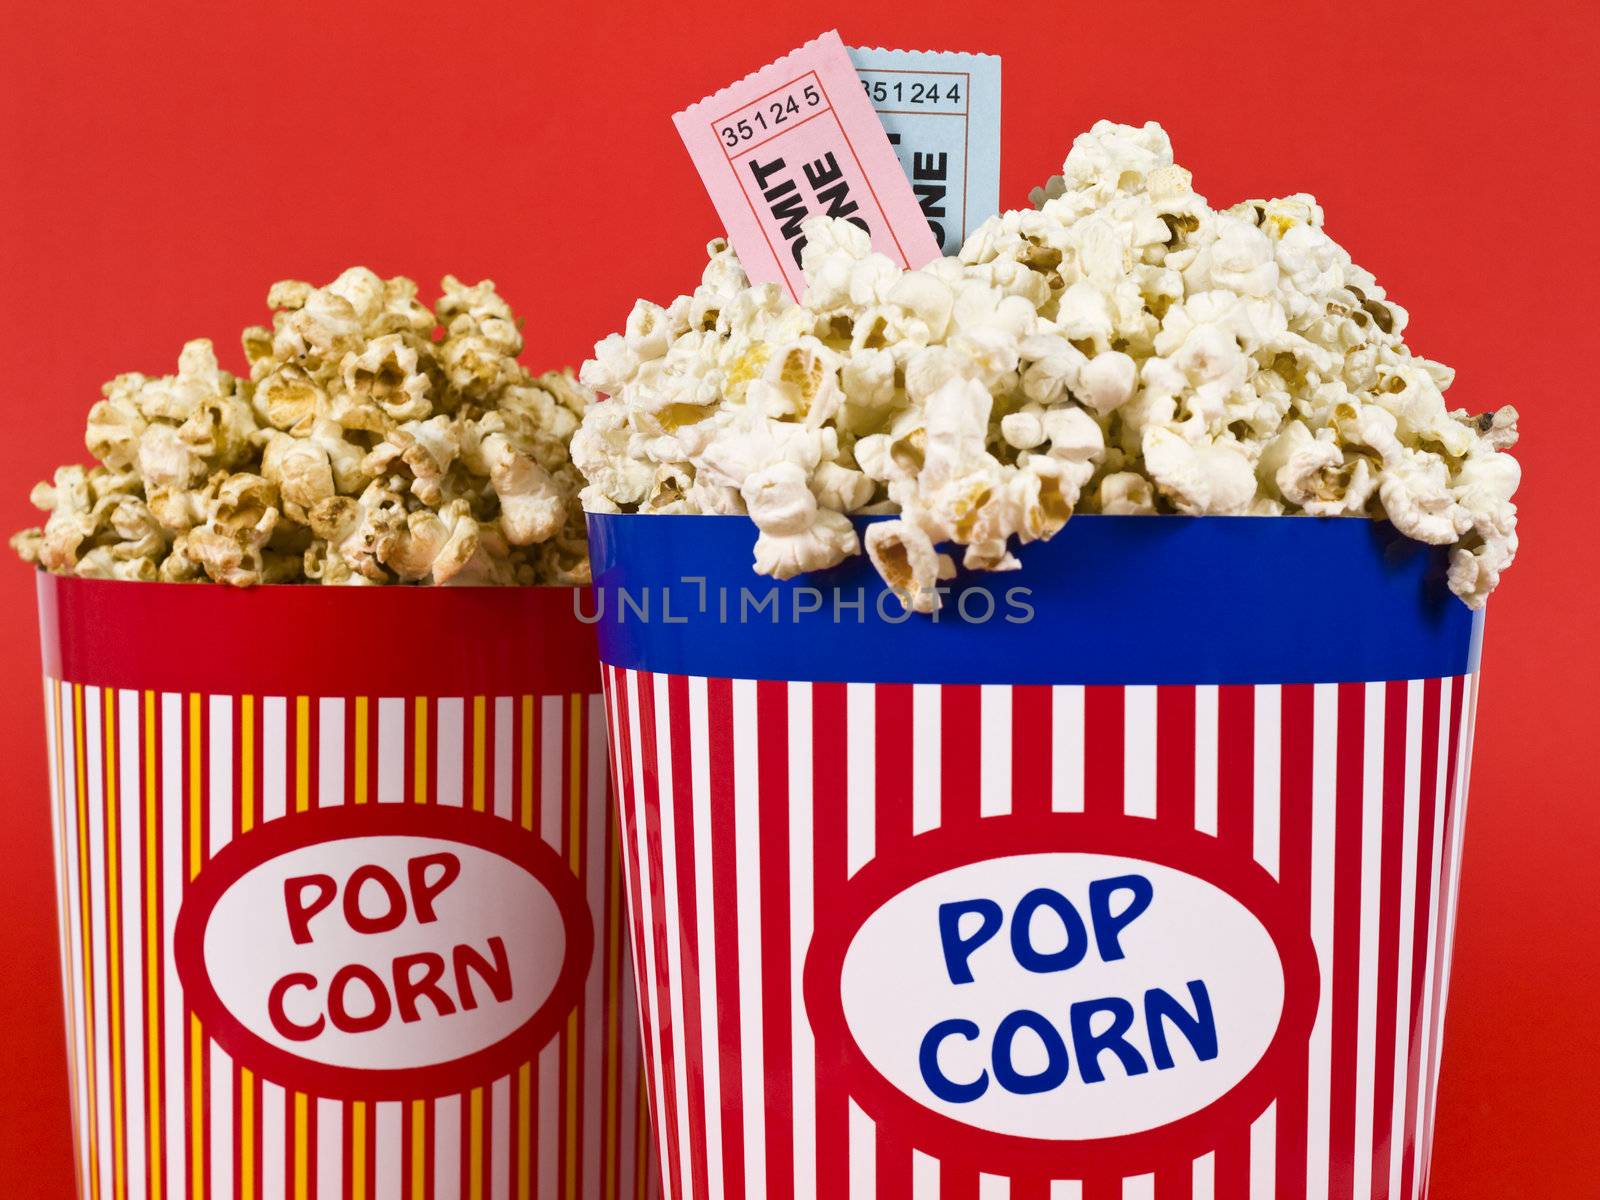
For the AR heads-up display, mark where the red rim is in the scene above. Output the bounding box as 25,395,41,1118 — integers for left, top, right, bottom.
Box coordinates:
35,571,601,697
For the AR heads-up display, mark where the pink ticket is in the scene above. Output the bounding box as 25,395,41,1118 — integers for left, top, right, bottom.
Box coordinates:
673,30,944,299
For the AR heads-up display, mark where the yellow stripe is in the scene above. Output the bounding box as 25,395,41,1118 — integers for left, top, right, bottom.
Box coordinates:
294,696,310,813
142,692,162,1200
187,694,202,880
410,1100,427,1198
413,697,429,805
240,696,255,833
189,1016,204,1197
240,1069,255,1200
188,693,203,1200
350,1101,366,1198
73,685,103,1200
469,1087,485,1200
292,697,311,1199
353,697,369,804
520,696,534,830
103,690,128,1200
472,696,487,813
517,1063,532,1200
294,1091,310,1200
239,697,256,1199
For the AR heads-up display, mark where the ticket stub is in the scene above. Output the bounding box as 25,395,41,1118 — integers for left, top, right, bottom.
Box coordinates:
848,47,1002,257
673,30,943,299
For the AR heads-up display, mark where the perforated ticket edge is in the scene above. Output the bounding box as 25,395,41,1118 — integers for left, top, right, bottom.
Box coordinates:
672,29,943,297
847,46,1003,255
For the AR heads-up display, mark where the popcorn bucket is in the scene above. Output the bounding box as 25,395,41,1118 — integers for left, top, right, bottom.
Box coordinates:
587,512,1484,1200
34,574,661,1200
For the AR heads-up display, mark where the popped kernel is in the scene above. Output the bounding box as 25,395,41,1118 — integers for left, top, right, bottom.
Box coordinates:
15,270,594,586
575,120,1521,609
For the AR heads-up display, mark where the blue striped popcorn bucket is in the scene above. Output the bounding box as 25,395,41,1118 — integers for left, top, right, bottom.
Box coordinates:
586,512,1483,1200
33,574,661,1199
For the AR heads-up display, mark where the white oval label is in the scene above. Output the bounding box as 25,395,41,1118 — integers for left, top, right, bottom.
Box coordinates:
837,851,1286,1141
176,806,593,1098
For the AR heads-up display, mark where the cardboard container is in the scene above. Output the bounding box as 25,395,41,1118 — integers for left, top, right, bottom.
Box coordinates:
588,512,1484,1200
35,574,660,1200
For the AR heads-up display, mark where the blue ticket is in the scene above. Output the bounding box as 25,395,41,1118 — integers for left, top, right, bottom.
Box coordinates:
847,47,1002,257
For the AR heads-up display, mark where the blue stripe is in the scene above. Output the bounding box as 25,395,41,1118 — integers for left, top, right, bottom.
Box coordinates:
585,513,1483,685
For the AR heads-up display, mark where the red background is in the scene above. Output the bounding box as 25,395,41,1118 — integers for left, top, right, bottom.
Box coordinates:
2,1,1595,1194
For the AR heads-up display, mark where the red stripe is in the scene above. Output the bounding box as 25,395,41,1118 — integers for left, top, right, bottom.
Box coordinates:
940,686,982,825
1418,678,1467,1194
401,1100,415,1199
423,697,436,811
610,671,669,1195
420,1100,434,1200
484,695,498,816
811,681,850,1194
1154,690,1196,1200
485,1086,496,1200
343,1098,357,1200
1216,684,1254,847
341,699,359,1200
366,696,380,809
1398,678,1443,1200
1082,685,1124,816
461,695,477,813
1154,1161,1192,1200
307,694,322,811
937,686,982,1200
1009,1177,1054,1200
1157,686,1196,831
362,1097,375,1200
874,685,913,1200
704,677,747,1200
756,680,796,1200
1005,685,1056,1200
665,675,709,1200
1329,682,1368,1200
1369,681,1410,1191
634,674,685,1196
1215,1122,1252,1198
594,701,615,1200
403,698,417,806
1214,685,1257,1196
1277,683,1316,1196
1010,685,1051,816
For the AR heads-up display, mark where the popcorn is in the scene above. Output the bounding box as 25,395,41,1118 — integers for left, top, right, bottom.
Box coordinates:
576,120,1521,609
15,271,593,586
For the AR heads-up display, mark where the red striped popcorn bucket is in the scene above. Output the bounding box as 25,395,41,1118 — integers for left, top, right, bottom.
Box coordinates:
586,513,1485,1200
34,574,661,1200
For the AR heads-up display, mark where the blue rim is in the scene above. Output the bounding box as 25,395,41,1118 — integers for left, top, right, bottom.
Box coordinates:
584,513,1483,685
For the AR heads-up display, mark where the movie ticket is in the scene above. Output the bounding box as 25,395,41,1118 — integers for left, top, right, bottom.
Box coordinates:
848,47,1002,257
673,30,943,299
